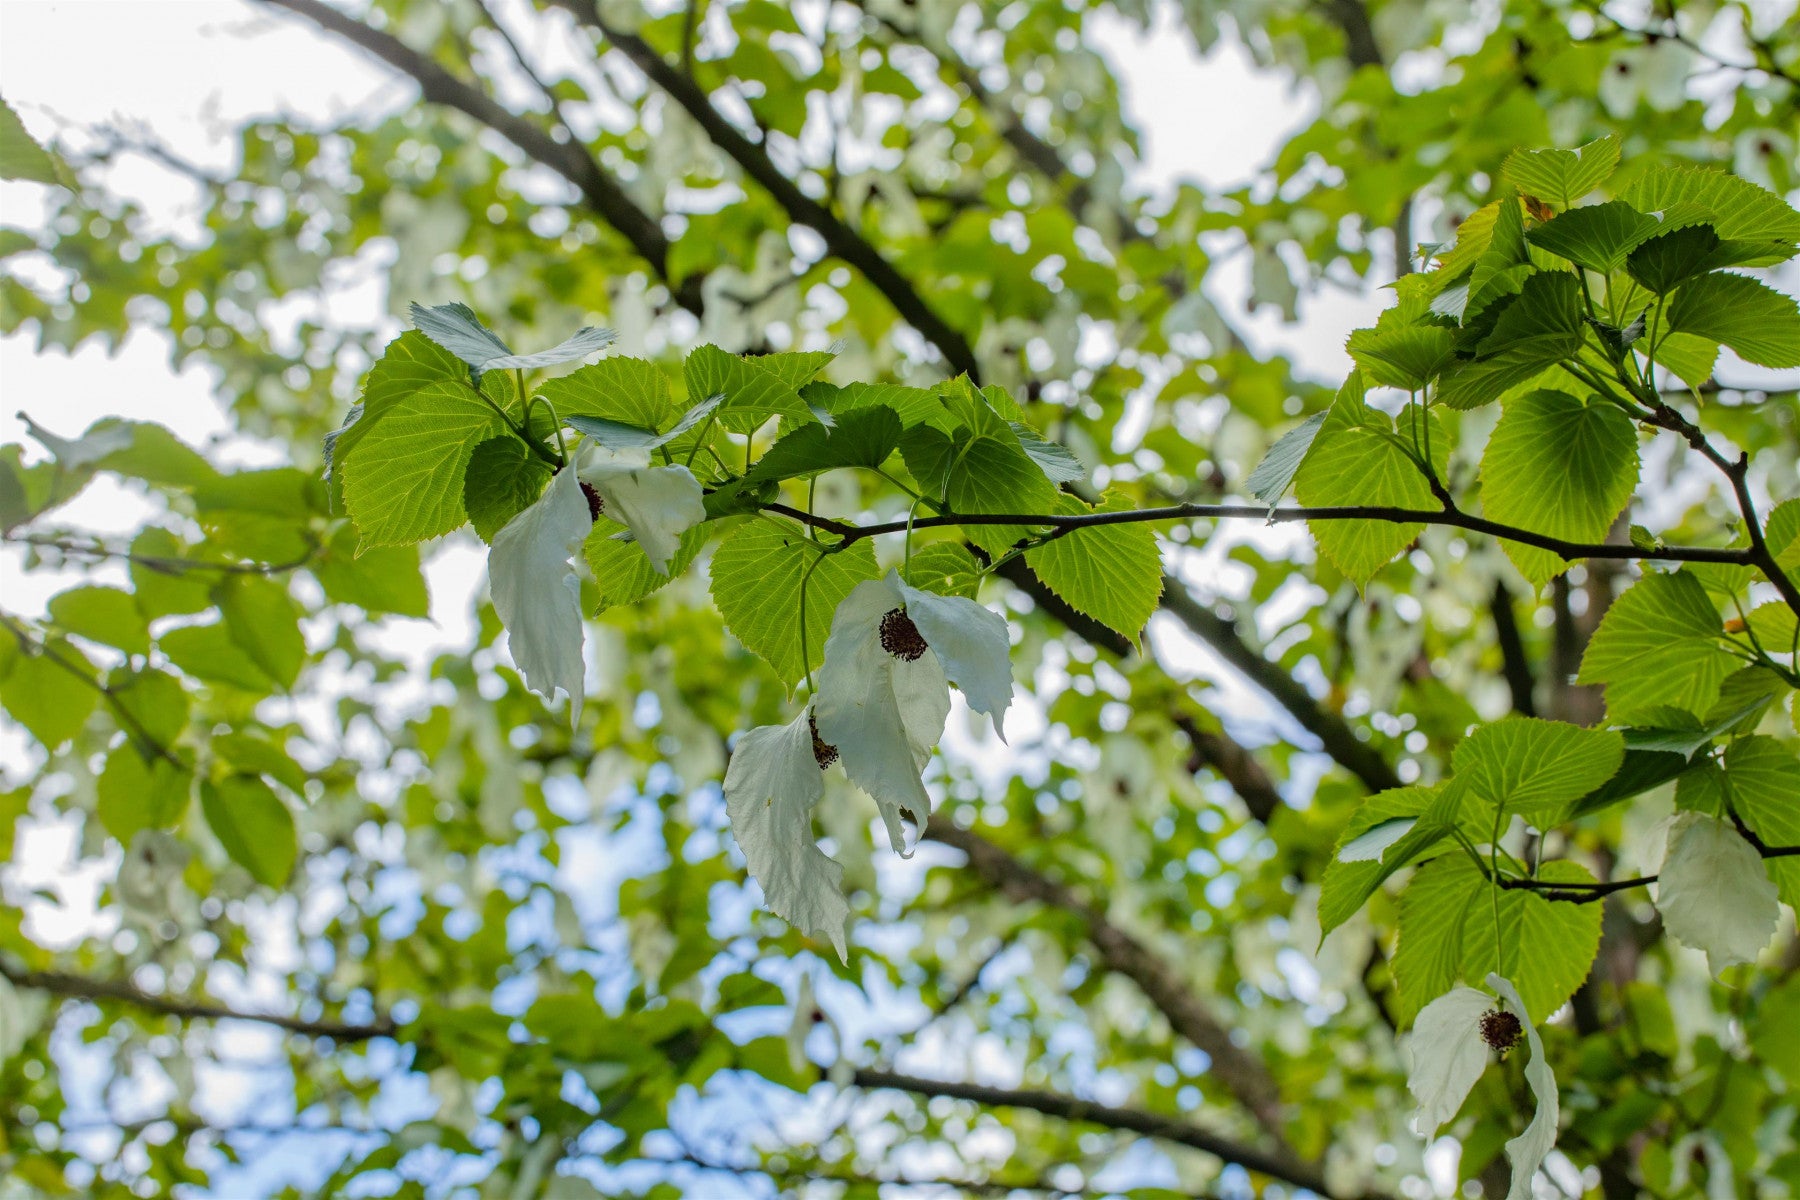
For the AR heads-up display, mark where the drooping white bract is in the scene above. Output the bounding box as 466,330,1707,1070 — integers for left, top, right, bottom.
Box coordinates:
723,709,850,961
1492,974,1559,1200
582,448,705,573
814,571,1013,855
1408,985,1494,1139
490,466,589,721
1408,974,1559,1200
1654,810,1779,975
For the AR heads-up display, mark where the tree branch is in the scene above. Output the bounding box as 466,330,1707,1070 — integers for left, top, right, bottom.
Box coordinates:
764,498,1758,566
255,0,703,314
851,1067,1359,1199
0,958,395,1042
555,0,981,380
925,816,1292,1140
1174,713,1286,823
1489,578,1537,717
2,954,1353,1195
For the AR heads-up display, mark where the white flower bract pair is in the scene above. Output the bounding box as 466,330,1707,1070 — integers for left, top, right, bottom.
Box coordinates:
724,570,1014,959
488,446,703,722
1409,974,1557,1200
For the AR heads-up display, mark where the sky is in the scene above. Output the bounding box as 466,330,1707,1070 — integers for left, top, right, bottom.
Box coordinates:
0,1,1401,1196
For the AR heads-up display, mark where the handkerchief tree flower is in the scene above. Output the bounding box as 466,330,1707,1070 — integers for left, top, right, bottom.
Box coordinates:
1410,975,1559,1200
813,571,1014,854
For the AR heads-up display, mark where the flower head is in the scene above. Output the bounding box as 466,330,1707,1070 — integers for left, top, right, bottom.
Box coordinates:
723,708,851,961
580,447,705,574
814,571,1013,855
1408,973,1558,1200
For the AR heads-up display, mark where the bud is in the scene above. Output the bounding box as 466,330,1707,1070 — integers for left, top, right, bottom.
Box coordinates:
878,608,929,661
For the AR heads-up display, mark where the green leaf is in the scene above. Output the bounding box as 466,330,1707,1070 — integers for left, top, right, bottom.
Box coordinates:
1651,332,1720,390
0,96,66,185
1023,492,1163,642
0,636,98,749
1011,423,1087,483
1450,716,1625,826
1318,784,1445,936
585,518,710,611
94,422,219,491
47,585,149,656
565,390,723,454
743,405,903,484
707,518,881,684
96,746,191,843
409,301,614,373
216,577,305,691
342,379,509,547
1394,856,1486,1026
684,345,816,433
1246,410,1327,509
1457,858,1604,1024
1500,136,1620,209
1753,975,1800,1091
107,666,189,749
1434,200,1507,280
900,407,1060,558
1464,198,1531,319
1627,224,1724,294
462,436,552,543
312,525,430,618
1346,323,1457,390
1568,749,1693,818
1577,571,1737,723
1728,736,1800,909
159,622,277,694
1621,166,1800,265
1525,201,1682,274
328,332,468,489
1294,384,1446,586
212,731,308,795
1767,499,1800,573
806,381,948,429
537,357,677,429
1438,272,1586,409
1665,273,1800,369
410,302,510,366
1479,389,1640,585
901,543,983,600
200,775,297,888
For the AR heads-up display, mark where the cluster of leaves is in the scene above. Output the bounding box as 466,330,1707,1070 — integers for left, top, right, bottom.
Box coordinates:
331,301,1164,688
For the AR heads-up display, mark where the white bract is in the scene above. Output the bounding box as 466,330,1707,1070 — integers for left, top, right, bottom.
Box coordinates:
1654,811,1779,975
1409,985,1494,1139
582,448,705,573
490,467,590,720
1408,974,1558,1200
1493,974,1559,1200
723,709,850,961
814,571,1013,853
